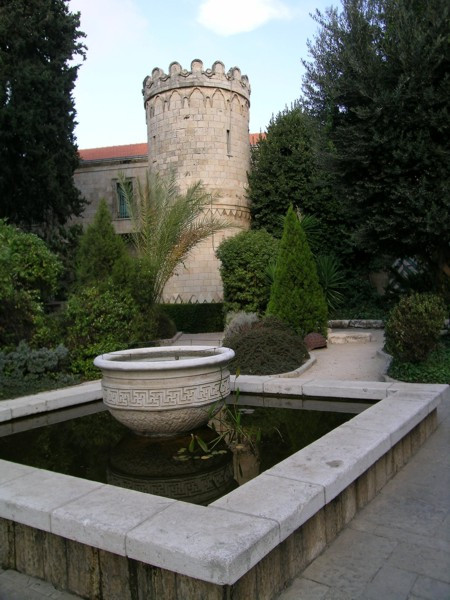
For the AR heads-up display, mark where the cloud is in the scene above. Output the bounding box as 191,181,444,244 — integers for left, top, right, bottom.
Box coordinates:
197,0,291,35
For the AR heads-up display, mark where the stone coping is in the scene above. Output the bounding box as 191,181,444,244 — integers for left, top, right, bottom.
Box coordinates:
0,379,448,585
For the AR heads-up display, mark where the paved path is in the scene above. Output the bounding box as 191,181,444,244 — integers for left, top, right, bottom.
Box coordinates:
277,397,450,600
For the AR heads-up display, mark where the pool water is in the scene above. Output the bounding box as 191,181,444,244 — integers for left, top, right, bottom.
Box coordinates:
0,399,355,505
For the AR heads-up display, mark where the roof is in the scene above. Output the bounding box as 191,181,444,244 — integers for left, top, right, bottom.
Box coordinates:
78,143,148,162
78,134,266,162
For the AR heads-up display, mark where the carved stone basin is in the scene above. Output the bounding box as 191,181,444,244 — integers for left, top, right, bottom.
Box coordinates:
93,346,234,436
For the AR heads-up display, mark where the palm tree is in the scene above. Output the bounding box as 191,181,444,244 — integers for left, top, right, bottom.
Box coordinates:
119,170,230,306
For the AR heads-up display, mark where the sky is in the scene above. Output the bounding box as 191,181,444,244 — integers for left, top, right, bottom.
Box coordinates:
69,0,336,150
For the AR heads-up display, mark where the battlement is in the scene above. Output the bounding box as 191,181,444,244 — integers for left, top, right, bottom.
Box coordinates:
143,59,250,104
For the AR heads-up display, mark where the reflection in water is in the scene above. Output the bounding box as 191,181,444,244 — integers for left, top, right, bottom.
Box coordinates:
108,427,238,505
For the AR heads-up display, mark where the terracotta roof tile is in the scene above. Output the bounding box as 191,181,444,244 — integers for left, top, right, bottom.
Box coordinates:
78,134,265,161
78,143,148,161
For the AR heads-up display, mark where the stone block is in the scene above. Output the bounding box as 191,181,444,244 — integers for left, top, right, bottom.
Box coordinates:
212,473,324,542
51,484,175,556
265,423,390,503
66,538,100,598
262,377,309,397
349,395,429,446
125,502,278,585
99,550,132,600
302,511,327,565
301,380,390,400
43,530,68,590
14,523,45,579
0,518,14,568
0,470,102,531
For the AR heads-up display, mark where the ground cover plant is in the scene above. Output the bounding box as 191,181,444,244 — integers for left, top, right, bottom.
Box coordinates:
388,335,450,384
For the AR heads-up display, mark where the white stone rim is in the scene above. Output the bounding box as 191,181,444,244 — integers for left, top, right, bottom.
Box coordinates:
93,346,234,372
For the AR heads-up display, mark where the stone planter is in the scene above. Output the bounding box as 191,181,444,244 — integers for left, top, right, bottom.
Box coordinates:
93,346,234,436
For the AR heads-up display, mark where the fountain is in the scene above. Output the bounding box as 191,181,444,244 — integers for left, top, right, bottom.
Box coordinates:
93,345,234,436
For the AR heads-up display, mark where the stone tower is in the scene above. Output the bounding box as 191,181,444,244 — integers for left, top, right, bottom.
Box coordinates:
142,59,251,303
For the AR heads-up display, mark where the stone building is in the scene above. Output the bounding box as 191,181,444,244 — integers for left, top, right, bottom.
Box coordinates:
74,59,257,303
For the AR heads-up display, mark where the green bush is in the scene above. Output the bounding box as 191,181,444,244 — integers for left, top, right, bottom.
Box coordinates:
267,206,328,336
0,341,79,400
0,220,62,346
75,199,128,289
223,316,309,375
388,340,450,384
385,293,447,363
65,285,139,378
216,230,279,315
161,303,224,333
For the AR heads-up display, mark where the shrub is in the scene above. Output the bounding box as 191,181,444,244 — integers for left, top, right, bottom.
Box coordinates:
216,230,279,314
388,336,450,383
0,341,79,400
75,199,128,289
0,220,62,346
224,312,259,338
385,292,447,363
223,316,309,375
161,303,224,333
65,285,138,378
267,206,328,336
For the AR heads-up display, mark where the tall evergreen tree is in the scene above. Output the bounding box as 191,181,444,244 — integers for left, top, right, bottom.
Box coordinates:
302,0,450,293
0,0,86,233
248,106,322,237
267,206,328,336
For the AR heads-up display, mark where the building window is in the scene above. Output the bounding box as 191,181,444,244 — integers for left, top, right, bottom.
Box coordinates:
116,179,133,219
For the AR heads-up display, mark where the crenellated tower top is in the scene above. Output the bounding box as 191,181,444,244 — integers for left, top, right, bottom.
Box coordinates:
142,59,251,104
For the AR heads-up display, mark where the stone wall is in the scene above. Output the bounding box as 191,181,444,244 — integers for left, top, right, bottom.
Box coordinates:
73,156,148,235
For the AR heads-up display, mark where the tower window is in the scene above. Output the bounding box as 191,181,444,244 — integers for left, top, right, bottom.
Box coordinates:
227,129,231,156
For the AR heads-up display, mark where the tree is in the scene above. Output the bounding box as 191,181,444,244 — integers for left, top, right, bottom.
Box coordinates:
75,199,128,289
267,206,328,336
0,0,86,233
120,170,230,306
248,106,321,237
216,230,279,314
302,0,450,294
0,219,62,346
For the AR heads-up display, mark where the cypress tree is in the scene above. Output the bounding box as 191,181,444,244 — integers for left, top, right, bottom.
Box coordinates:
75,199,128,288
0,0,86,233
267,206,328,336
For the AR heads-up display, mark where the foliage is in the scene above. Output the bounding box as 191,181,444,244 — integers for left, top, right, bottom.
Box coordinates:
119,170,230,306
248,105,322,237
223,316,309,376
161,303,224,334
0,220,62,346
223,312,259,338
65,285,138,378
385,293,447,363
0,0,86,233
315,254,345,312
0,341,79,399
216,230,279,315
388,336,450,384
267,206,328,336
302,0,450,295
76,199,128,289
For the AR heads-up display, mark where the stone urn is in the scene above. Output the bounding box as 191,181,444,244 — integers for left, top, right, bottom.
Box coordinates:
93,346,234,436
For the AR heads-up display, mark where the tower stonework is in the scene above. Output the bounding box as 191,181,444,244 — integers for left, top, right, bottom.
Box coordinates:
142,59,251,303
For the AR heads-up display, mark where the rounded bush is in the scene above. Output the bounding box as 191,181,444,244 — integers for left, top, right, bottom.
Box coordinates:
385,293,446,363
223,317,309,376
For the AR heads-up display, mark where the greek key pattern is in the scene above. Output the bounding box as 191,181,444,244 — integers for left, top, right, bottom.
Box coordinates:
104,379,229,409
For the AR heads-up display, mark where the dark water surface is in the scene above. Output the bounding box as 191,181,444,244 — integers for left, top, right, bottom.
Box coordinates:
0,397,360,505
